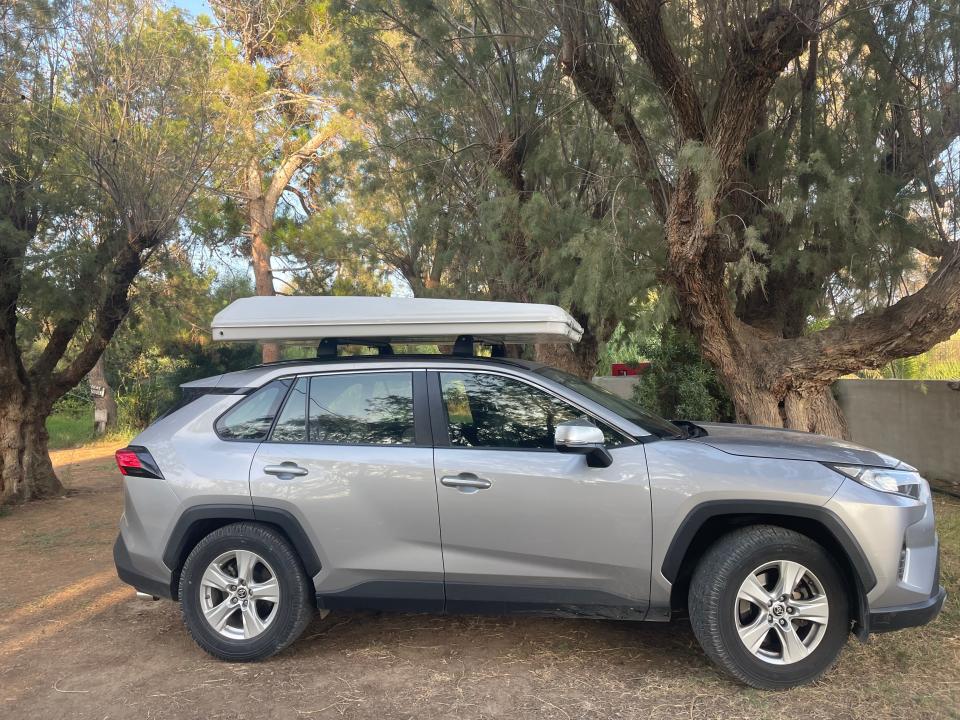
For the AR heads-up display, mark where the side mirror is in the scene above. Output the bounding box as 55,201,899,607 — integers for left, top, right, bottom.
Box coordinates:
554,419,613,468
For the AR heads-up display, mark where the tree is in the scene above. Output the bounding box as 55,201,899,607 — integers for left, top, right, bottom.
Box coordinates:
87,356,117,434
208,0,353,362
334,0,660,376
0,0,222,504
553,0,960,434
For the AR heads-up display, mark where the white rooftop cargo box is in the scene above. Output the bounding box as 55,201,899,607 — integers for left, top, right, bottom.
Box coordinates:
211,296,583,344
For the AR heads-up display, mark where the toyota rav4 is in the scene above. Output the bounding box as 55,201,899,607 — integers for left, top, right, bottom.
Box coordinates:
113,349,944,689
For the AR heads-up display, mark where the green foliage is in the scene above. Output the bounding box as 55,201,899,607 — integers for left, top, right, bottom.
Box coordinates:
114,350,190,430
630,325,734,422
872,356,960,381
105,262,263,430
325,0,659,351
4,0,226,394
46,409,96,450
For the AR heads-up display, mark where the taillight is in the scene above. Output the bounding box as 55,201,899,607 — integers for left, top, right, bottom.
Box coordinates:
115,446,163,479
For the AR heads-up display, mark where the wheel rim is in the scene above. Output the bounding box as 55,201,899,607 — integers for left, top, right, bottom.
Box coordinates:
199,549,280,640
734,560,829,665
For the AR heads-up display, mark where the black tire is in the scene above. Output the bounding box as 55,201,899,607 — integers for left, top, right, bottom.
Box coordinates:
179,522,314,662
688,525,849,689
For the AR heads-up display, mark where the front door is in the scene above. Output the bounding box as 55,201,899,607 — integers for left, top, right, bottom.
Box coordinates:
430,370,652,617
250,370,444,611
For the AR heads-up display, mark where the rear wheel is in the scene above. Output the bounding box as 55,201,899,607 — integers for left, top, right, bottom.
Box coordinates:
179,523,313,661
688,525,849,689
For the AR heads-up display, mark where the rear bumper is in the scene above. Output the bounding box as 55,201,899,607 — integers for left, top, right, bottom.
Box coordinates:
869,585,947,633
114,534,173,600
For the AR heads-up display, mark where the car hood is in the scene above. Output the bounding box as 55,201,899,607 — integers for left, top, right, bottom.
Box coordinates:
689,423,902,468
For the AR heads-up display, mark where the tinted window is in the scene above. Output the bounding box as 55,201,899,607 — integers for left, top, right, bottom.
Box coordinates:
536,367,682,438
439,372,623,449
307,372,415,445
215,379,292,441
272,377,308,442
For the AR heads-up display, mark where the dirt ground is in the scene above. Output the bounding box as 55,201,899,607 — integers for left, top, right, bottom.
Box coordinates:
1,442,958,720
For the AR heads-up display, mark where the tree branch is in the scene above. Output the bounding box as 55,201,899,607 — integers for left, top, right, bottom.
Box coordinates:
775,252,960,384
607,0,706,142
47,232,158,398
263,123,339,215
557,9,671,220
709,0,821,178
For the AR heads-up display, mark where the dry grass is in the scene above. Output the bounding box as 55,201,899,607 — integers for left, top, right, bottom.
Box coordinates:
0,444,957,719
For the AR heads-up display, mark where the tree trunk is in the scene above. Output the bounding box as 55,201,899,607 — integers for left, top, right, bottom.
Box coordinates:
247,164,280,364
664,175,852,438
0,390,63,505
87,356,117,435
534,325,602,380
720,360,849,437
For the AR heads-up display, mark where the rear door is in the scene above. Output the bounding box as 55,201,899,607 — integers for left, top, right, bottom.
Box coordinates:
429,370,652,617
250,370,444,610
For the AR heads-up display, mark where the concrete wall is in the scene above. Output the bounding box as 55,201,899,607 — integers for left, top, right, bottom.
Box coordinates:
593,376,960,483
592,375,641,400
834,379,960,483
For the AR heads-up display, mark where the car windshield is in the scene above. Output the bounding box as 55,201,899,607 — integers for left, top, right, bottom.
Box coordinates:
536,367,683,439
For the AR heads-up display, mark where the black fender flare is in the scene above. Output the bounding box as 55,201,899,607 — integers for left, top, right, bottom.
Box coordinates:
660,500,877,592
163,503,323,582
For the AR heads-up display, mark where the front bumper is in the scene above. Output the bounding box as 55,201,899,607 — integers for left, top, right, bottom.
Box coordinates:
869,585,947,632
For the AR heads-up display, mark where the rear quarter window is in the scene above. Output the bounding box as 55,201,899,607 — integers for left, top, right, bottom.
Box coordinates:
215,379,292,441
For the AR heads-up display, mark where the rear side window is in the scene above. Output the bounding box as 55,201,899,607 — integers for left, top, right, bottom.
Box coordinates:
310,372,414,445
268,372,415,446
215,379,292,441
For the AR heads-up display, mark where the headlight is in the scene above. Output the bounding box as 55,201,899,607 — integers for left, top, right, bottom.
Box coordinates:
828,464,924,499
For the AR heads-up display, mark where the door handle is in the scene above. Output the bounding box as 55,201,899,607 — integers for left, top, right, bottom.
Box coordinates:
263,463,309,479
440,474,492,490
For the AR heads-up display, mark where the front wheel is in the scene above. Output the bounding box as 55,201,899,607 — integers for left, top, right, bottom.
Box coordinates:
688,525,849,689
179,522,314,661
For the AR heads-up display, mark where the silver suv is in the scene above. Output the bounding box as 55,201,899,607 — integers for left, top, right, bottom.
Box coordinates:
114,355,944,689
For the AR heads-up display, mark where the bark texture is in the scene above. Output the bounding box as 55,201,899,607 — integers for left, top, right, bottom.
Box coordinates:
88,356,117,434
0,390,63,503
559,0,960,437
534,333,601,380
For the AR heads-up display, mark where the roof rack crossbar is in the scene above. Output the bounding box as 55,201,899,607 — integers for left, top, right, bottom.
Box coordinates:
452,335,474,357
316,338,395,358
452,335,506,358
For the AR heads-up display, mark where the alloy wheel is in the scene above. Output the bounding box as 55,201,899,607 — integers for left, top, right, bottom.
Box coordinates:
199,549,280,640
734,559,830,665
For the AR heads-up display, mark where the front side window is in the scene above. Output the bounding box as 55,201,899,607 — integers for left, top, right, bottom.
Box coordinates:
215,379,292,441
536,367,682,438
439,372,623,450
289,372,416,445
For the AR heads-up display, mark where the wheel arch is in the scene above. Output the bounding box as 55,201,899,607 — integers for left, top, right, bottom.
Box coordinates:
163,504,322,600
663,501,875,639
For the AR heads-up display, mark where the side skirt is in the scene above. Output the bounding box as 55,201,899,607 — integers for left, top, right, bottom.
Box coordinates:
316,581,648,621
